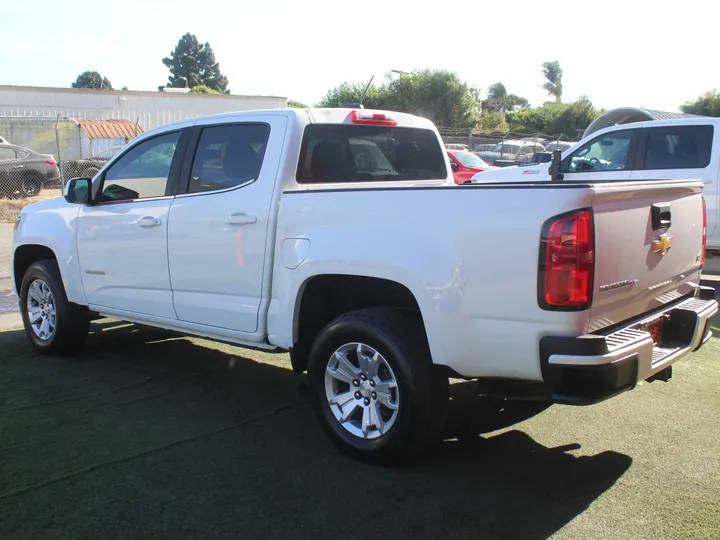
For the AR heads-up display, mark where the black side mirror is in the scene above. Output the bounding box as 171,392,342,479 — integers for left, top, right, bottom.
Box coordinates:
64,177,93,205
548,149,564,181
450,161,459,172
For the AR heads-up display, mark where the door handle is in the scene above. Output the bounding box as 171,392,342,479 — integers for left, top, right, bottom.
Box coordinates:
11,165,23,169
226,213,257,225
138,216,162,228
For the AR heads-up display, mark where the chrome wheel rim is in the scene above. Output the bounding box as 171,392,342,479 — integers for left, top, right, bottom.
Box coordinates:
324,342,400,440
26,279,56,341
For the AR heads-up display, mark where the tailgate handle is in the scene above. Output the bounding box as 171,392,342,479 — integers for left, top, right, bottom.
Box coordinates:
651,203,671,230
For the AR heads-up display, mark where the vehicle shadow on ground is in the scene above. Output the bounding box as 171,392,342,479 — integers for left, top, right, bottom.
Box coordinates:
0,321,632,540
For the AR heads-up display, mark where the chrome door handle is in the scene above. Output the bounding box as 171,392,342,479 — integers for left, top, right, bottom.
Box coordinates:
138,216,162,228
11,165,23,169
226,213,257,225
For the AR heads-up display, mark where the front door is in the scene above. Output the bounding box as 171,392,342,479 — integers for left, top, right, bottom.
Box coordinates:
167,116,286,334
77,130,185,319
560,128,639,182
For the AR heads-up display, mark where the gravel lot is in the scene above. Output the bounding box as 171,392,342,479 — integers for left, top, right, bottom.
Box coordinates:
0,302,718,539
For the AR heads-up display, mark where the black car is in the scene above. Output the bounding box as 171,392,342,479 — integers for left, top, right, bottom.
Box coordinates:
0,144,61,198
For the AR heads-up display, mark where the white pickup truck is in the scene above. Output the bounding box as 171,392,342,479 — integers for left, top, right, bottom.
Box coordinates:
472,117,720,255
11,108,718,462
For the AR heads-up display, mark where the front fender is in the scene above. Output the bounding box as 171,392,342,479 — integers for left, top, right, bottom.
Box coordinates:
12,199,86,305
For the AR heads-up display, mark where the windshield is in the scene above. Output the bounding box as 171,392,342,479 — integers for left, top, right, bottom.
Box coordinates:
297,125,447,183
453,152,488,168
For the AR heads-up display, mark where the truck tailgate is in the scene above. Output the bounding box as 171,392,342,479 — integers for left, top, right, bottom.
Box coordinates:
588,180,705,332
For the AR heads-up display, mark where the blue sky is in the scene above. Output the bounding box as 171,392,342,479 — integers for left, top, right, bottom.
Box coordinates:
2,0,718,111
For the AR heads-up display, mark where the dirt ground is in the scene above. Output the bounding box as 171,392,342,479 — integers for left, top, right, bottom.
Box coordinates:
0,188,63,223
0,305,718,539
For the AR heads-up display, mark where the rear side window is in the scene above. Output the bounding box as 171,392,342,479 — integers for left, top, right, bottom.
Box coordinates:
189,124,270,194
297,125,446,183
644,125,713,170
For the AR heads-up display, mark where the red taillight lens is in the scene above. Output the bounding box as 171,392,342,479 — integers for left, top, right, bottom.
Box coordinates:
350,110,398,126
539,209,594,310
701,196,707,267
45,159,57,167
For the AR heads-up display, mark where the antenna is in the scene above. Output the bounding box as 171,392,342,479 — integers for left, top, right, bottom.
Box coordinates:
358,75,374,106
342,75,375,109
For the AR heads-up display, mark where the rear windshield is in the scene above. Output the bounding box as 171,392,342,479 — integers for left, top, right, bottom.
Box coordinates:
297,124,447,183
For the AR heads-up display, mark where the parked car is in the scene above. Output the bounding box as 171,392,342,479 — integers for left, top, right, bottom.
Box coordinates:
0,144,60,198
544,141,575,152
473,139,546,166
11,108,718,463
61,145,125,179
470,117,720,255
445,143,470,151
447,149,497,184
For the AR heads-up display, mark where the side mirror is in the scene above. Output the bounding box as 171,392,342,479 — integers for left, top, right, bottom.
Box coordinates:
64,177,93,205
548,149,564,181
450,161,459,172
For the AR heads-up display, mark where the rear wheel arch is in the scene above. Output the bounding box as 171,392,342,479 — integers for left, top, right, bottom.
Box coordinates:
290,274,428,373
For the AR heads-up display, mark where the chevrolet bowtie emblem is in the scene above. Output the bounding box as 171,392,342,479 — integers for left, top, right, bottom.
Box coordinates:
652,234,673,256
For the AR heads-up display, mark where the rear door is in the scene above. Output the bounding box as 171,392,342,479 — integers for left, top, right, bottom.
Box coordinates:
167,114,286,334
588,180,705,332
630,123,717,243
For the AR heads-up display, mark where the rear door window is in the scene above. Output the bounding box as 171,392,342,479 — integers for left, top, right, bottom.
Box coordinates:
643,125,713,170
297,125,446,183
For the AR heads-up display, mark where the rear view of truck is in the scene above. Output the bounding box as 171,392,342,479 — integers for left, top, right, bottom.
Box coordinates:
539,179,717,403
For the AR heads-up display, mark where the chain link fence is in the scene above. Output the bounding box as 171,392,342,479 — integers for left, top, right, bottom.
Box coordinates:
438,127,576,166
0,116,84,221
0,116,141,222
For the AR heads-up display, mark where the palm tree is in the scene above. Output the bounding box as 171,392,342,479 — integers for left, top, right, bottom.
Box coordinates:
487,82,508,112
541,61,563,103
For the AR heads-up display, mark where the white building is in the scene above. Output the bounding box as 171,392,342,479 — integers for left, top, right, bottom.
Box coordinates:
0,85,288,131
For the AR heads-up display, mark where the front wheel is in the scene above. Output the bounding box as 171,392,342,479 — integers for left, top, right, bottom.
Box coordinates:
20,260,90,355
308,308,449,463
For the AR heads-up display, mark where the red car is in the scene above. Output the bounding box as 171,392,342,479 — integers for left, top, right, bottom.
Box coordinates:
447,149,497,184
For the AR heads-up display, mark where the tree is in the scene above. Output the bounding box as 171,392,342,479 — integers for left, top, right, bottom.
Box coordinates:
541,61,563,103
681,90,720,117
72,71,113,90
288,99,309,108
385,70,481,128
511,96,602,138
483,82,530,124
162,33,228,93
316,81,390,110
476,110,509,133
190,85,221,94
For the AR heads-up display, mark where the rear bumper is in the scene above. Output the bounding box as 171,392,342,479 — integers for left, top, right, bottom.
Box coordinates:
540,286,718,405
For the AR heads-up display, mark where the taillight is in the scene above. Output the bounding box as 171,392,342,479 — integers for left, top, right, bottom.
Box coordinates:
539,209,595,310
350,110,397,126
701,196,707,267
45,159,57,167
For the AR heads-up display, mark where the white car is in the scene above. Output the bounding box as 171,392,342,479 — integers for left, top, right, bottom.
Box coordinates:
471,118,720,255
11,108,718,462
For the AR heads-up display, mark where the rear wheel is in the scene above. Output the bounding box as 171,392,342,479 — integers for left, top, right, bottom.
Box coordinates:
308,308,449,463
20,172,43,198
20,260,89,355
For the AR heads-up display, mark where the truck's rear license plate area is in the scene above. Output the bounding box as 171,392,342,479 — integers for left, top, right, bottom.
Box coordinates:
640,316,665,345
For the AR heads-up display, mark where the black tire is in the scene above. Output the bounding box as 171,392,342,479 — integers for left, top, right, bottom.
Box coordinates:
308,308,449,463
20,259,90,356
20,172,43,198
